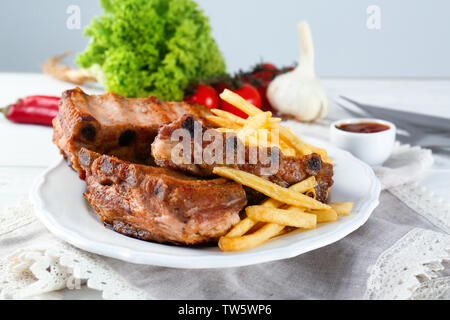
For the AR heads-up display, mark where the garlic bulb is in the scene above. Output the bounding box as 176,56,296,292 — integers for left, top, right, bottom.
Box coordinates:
267,21,329,122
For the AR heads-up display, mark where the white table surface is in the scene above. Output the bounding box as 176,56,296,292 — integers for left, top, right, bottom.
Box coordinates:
0,73,449,299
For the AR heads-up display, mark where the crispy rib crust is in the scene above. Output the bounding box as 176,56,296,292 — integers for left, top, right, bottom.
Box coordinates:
152,115,334,203
79,148,246,245
53,87,212,174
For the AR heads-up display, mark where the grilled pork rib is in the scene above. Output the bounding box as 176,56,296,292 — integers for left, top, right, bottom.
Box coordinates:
78,148,246,244
152,115,333,202
53,87,212,175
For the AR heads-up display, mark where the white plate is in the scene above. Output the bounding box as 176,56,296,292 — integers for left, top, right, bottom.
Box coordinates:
30,136,380,269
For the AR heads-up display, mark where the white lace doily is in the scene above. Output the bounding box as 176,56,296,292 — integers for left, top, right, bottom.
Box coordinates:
364,228,450,300
389,183,450,234
0,200,149,300
373,143,434,190
0,200,36,235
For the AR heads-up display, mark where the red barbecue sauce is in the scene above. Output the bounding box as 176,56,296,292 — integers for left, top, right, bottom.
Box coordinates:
337,122,390,133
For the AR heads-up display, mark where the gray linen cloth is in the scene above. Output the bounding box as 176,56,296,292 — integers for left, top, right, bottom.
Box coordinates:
105,192,442,299
0,191,444,299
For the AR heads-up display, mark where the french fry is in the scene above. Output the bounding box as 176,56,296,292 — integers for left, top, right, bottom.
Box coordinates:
219,223,285,251
329,202,354,216
279,147,296,157
276,126,313,155
260,176,318,208
243,135,272,148
305,188,317,199
266,122,330,162
211,108,280,128
241,136,295,157
273,126,330,162
229,127,296,157
206,116,241,129
246,206,317,228
211,108,246,125
309,209,338,223
214,89,347,252
213,167,329,210
216,128,237,133
288,176,318,193
220,89,262,117
268,117,282,124
225,217,258,237
219,88,332,162
278,138,294,151
238,112,271,141
224,177,318,237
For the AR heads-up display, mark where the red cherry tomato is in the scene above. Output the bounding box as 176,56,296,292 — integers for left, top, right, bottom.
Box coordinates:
184,85,219,110
212,82,229,96
240,63,278,113
220,83,262,119
252,63,277,82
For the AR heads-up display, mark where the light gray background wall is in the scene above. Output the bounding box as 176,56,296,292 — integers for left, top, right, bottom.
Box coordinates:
0,0,449,77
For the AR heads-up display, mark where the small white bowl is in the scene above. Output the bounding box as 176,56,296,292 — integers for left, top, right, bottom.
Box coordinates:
330,118,396,166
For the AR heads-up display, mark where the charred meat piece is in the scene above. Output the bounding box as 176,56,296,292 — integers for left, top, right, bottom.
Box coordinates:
152,115,333,202
53,88,212,175
78,148,247,245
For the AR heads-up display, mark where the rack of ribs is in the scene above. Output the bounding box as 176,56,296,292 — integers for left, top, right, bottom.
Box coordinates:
53,87,212,176
53,88,248,244
78,148,246,244
151,115,333,203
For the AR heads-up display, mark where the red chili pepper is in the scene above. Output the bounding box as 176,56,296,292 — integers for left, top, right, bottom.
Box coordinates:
1,103,58,126
0,95,60,126
18,95,60,110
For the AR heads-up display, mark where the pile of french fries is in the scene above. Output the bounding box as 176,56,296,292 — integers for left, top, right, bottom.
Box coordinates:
210,89,353,252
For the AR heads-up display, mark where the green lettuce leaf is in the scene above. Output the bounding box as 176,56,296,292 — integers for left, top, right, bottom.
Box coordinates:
77,0,226,100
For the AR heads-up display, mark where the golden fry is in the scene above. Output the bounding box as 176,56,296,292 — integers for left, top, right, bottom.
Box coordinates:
309,209,338,223
278,126,313,155
206,116,241,129
238,112,271,141
260,176,318,208
219,89,262,117
213,167,329,210
278,138,294,151
223,177,318,237
240,135,295,157
329,202,354,216
214,89,349,252
241,129,296,157
217,90,281,126
304,188,317,199
279,147,296,157
225,217,258,237
242,135,271,147
211,109,246,125
288,176,318,193
219,223,285,251
216,128,237,133
218,89,331,162
281,127,330,162
246,206,317,228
